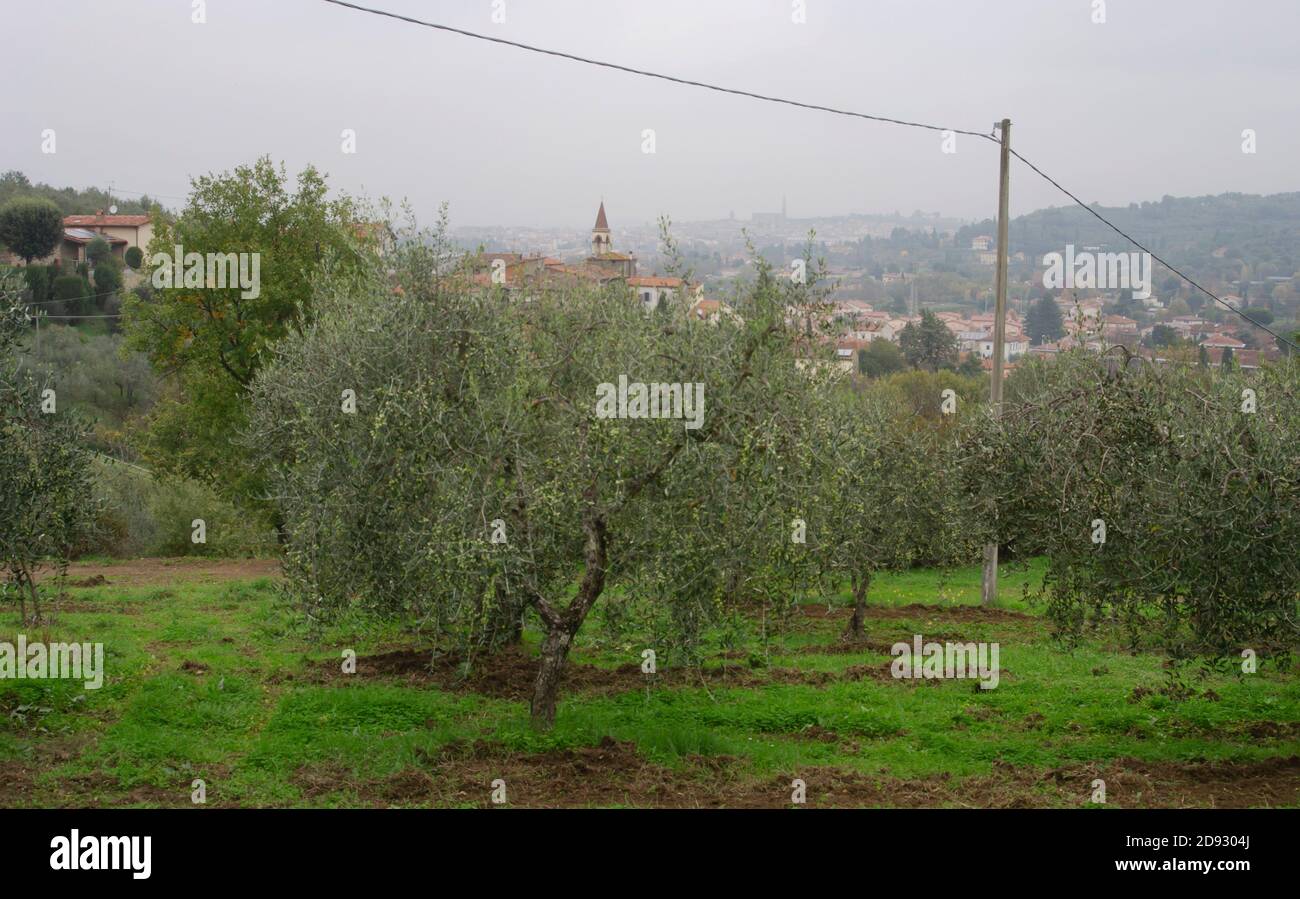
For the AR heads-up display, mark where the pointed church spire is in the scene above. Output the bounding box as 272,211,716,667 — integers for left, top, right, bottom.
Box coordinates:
591,200,612,256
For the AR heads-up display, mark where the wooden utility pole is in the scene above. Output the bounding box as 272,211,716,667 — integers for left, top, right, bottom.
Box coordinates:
981,118,1011,607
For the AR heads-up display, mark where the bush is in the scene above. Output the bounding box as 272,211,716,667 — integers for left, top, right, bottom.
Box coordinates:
84,456,276,558
51,274,84,317
22,264,49,304
86,237,111,266
92,258,123,304
124,246,143,270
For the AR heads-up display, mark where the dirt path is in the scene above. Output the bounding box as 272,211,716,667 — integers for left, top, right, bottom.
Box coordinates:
38,557,280,588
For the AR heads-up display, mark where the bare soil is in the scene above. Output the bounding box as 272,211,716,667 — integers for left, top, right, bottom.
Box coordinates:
289,738,1300,808
287,644,928,699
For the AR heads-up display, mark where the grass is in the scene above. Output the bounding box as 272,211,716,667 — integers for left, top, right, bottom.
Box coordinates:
1,557,1297,808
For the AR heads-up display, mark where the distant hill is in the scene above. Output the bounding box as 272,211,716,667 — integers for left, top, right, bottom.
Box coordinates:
0,170,164,217
957,192,1300,285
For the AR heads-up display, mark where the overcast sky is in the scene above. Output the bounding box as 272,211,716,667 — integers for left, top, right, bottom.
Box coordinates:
4,0,1298,229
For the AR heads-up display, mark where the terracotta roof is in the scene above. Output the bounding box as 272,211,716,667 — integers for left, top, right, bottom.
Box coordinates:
1200,336,1246,348
628,276,683,288
593,202,609,231
64,214,150,227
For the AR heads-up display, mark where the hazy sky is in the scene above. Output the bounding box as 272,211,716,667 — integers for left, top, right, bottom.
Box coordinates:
4,0,1298,229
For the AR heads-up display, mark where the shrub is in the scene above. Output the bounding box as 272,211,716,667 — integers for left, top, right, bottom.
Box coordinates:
85,456,276,558
92,258,123,304
22,264,49,305
86,237,112,266
124,246,143,270
52,273,84,307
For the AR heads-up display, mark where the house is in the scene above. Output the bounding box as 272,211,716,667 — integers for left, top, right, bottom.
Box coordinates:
1204,346,1260,369
62,213,152,251
1102,315,1139,342
56,227,128,266
689,298,739,324
834,337,871,373
628,275,700,311
3,211,155,267
1199,334,1246,351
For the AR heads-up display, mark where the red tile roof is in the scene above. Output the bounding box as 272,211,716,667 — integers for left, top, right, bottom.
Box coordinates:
64,214,150,227
628,276,683,288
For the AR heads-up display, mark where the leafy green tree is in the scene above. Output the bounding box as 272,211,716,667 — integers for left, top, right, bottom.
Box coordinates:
1143,324,1180,348
250,228,829,729
124,246,143,270
898,309,958,372
957,352,984,377
0,272,96,622
86,237,112,266
856,339,904,378
1025,295,1065,345
1242,306,1274,326
0,198,63,264
1221,345,1234,368
123,157,365,501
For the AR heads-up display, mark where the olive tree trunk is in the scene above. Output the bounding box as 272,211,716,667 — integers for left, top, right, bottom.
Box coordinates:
529,512,607,729
845,571,871,640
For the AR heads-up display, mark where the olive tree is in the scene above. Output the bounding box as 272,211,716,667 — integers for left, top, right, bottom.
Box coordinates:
0,272,96,622
250,232,829,727
0,198,63,265
810,384,987,638
985,351,1300,661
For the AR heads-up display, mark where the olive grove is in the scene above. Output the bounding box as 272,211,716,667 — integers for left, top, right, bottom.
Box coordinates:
0,272,97,622
984,352,1300,662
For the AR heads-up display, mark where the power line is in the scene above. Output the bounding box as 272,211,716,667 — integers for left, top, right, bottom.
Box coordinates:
1007,147,1299,352
1008,149,1294,353
26,287,137,307
317,0,1297,354
317,0,994,141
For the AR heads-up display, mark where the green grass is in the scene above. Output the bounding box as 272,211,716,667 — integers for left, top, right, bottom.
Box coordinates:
1,558,1297,807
